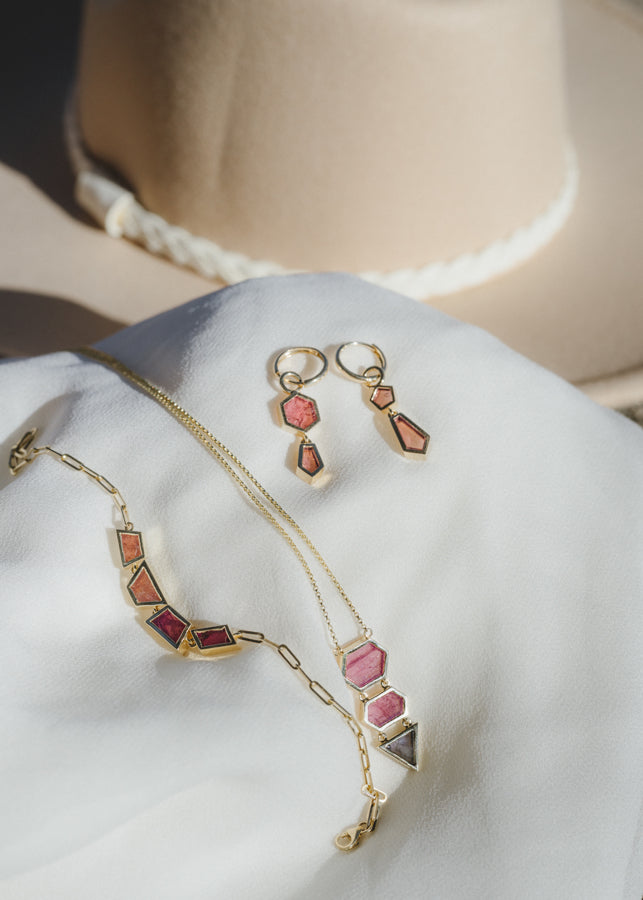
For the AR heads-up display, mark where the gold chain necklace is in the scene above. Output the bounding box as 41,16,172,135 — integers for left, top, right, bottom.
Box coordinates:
76,346,419,775
9,427,381,851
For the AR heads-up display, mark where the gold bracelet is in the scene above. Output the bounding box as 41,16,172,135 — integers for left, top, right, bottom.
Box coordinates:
9,428,385,851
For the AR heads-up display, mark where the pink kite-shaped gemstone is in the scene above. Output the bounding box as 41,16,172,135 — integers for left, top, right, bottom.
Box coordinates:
390,413,429,454
298,442,323,478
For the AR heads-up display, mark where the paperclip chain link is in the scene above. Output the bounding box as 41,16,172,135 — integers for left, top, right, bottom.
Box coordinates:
10,430,131,528
235,630,384,847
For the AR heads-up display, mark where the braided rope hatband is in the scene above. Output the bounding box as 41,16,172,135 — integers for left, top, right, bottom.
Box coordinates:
65,95,578,301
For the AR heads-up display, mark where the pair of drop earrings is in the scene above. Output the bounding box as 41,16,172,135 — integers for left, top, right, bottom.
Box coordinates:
273,341,430,483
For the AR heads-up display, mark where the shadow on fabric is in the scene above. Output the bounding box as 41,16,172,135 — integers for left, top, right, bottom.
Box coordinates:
0,290,123,357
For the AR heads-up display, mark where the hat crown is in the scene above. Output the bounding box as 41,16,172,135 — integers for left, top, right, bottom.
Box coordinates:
77,0,570,273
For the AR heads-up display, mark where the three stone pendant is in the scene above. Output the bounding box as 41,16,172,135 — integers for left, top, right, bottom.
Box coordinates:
337,636,419,771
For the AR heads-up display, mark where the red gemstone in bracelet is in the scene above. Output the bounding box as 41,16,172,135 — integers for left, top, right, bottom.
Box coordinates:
192,625,237,650
117,529,145,566
146,606,190,648
127,562,166,606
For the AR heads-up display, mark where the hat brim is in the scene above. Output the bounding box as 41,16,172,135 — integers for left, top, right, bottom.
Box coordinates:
435,0,643,409
1,0,642,408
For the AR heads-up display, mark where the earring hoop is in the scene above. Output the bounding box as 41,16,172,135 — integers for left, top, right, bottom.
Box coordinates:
335,342,387,386
274,346,328,393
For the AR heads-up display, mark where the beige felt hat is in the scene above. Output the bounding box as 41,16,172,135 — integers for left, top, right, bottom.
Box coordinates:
2,0,642,411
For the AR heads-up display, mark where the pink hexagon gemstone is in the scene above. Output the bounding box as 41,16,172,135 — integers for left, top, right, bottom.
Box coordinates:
342,641,387,689
365,689,406,728
281,393,319,431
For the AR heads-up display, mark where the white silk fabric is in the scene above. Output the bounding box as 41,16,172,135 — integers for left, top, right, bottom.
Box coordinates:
0,274,641,899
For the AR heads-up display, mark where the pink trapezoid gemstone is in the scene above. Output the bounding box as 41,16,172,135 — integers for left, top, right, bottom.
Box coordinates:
370,385,395,410
281,392,319,431
390,412,429,454
127,563,165,606
146,606,190,648
365,689,406,729
116,530,144,566
342,640,388,690
298,442,323,478
192,625,236,651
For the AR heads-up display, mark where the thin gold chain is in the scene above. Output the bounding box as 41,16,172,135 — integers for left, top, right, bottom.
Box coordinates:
77,346,371,652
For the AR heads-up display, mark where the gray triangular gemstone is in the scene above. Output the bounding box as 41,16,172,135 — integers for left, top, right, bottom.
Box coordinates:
379,723,418,770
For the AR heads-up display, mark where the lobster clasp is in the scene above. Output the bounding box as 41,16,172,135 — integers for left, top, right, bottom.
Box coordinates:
334,790,384,851
335,823,366,852
9,429,38,475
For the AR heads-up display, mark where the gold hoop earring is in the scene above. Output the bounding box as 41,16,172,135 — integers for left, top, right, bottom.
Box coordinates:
335,342,429,456
273,346,328,482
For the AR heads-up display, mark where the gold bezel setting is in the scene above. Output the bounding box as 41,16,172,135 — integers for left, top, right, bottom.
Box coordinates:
146,605,191,648
363,687,407,732
191,624,239,653
296,441,324,482
341,639,389,691
116,528,145,566
388,412,430,456
126,561,166,606
378,722,419,770
279,391,320,433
